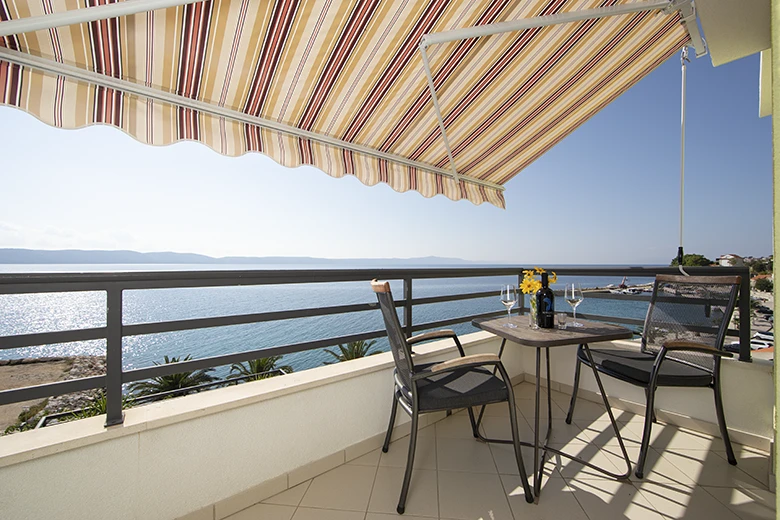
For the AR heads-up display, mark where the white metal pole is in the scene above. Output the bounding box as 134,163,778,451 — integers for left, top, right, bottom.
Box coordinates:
0,0,201,38
420,0,672,48
420,44,460,183
0,47,504,192
678,47,689,273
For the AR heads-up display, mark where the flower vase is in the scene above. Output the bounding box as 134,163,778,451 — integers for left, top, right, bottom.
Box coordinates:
528,297,538,329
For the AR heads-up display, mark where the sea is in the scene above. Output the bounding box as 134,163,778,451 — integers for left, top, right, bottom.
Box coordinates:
0,264,653,377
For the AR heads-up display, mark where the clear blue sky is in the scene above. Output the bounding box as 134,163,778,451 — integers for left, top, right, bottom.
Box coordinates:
0,51,772,265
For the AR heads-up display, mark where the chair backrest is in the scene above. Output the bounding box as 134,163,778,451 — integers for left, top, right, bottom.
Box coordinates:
642,275,741,373
371,280,415,388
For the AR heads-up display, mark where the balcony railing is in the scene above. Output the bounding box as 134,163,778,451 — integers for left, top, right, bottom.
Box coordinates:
0,265,751,427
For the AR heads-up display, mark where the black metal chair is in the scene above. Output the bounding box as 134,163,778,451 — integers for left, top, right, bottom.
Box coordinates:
371,279,533,513
565,275,741,478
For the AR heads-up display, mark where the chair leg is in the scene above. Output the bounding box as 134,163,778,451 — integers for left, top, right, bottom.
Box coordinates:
713,372,737,465
466,407,480,438
565,356,582,424
507,392,535,503
397,408,419,514
635,386,657,479
644,388,657,423
383,391,398,453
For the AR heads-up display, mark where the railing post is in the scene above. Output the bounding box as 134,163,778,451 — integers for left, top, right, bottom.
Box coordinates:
517,273,526,315
105,286,125,426
403,278,413,338
738,271,751,362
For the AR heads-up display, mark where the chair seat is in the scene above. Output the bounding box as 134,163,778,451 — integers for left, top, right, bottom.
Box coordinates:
408,363,509,412
581,347,712,387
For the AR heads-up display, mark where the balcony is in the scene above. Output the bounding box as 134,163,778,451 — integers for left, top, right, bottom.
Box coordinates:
0,267,773,520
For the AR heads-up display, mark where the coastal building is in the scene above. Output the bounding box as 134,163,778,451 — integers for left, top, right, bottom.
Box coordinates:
718,254,746,267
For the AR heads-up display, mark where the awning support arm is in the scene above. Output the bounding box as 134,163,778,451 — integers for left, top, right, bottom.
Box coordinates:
419,0,705,181
0,46,503,192
0,0,202,38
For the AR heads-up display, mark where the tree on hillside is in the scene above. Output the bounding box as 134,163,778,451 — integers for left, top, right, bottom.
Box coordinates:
323,340,381,364
670,254,713,267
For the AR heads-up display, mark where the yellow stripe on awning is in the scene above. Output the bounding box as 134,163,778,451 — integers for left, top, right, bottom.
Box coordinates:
0,0,690,208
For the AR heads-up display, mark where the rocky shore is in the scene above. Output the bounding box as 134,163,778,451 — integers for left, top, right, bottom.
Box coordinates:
0,355,106,433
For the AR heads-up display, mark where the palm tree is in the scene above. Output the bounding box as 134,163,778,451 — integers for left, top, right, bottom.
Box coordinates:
128,355,217,397
323,340,380,364
229,356,292,382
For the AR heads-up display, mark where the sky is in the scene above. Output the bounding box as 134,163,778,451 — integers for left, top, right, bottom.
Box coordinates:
0,50,772,265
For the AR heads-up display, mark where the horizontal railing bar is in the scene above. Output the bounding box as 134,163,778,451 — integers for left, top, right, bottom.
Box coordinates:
0,375,105,405
0,266,746,294
123,302,380,337
409,309,510,333
570,313,645,327
0,327,107,350
411,290,498,306
122,329,389,383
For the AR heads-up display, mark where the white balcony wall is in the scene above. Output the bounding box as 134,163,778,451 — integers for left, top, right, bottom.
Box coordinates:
0,332,772,520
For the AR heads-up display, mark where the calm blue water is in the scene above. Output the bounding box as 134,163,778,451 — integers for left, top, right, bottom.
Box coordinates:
0,264,651,375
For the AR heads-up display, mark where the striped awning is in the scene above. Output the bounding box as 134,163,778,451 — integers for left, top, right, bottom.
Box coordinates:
0,0,692,208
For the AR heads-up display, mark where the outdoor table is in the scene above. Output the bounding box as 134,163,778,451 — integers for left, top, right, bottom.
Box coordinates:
472,316,634,502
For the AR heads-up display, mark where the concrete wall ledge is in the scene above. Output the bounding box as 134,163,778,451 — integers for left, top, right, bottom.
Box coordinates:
0,330,498,470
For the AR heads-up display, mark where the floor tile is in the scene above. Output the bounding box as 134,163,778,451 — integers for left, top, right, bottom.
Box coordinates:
624,422,717,452
299,463,377,512
600,445,694,487
575,418,643,448
566,478,666,520
436,437,498,474
516,396,568,421
635,481,740,520
366,514,432,520
513,383,544,400
479,414,534,441
438,470,513,520
262,480,311,507
368,467,438,518
711,447,771,488
381,427,437,470
537,419,592,446
658,449,766,490
291,507,365,520
348,448,382,467
547,443,623,480
480,402,513,417
225,503,295,520
435,414,480,439
565,398,611,422
489,443,561,479
502,473,588,520
703,486,777,520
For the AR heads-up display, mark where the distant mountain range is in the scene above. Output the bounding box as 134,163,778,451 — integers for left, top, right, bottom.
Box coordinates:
0,248,476,266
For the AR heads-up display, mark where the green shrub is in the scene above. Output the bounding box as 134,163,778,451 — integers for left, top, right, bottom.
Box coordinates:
754,278,773,292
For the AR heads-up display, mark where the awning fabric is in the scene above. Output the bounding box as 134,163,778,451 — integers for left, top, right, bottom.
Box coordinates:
0,0,689,208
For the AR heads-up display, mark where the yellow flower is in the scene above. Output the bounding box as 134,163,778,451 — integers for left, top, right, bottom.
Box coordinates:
534,266,545,274
519,278,536,294
531,280,542,293
522,269,535,279
549,271,558,284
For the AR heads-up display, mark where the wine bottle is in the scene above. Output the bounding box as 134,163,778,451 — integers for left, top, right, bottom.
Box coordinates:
535,272,555,329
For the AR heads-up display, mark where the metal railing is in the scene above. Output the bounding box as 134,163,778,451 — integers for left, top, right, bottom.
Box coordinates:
0,265,751,427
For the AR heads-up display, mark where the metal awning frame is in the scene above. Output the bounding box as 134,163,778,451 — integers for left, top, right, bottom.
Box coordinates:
0,0,707,192
419,0,707,180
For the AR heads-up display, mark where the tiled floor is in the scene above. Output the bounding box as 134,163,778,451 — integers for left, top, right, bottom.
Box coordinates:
238,384,775,520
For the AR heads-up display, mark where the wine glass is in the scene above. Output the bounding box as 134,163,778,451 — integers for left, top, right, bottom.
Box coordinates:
565,283,584,327
500,285,518,328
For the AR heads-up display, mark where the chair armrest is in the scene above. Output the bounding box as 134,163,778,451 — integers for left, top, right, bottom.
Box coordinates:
662,340,733,358
411,354,502,381
430,353,500,373
407,329,457,345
